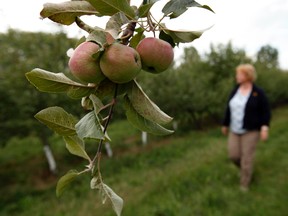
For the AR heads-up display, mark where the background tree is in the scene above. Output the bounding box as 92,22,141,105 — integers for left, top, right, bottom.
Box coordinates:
255,45,288,106
256,44,279,69
0,30,78,147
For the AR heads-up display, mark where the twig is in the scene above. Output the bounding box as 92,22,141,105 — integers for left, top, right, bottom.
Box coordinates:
149,12,166,32
91,84,118,167
121,21,137,45
75,17,94,33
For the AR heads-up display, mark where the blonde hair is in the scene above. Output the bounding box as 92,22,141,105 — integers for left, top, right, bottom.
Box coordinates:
236,64,257,82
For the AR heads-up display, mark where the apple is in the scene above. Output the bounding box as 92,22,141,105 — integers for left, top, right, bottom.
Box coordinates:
68,41,105,83
100,43,142,84
136,37,174,73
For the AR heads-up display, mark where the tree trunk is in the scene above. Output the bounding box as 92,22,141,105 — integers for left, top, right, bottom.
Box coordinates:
40,135,57,175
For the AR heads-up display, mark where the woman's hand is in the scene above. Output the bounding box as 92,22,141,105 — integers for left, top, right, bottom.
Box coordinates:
260,125,269,141
221,126,229,136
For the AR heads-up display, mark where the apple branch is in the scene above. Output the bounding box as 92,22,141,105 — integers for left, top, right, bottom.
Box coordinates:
121,21,137,45
91,84,118,174
149,13,166,33
75,17,94,33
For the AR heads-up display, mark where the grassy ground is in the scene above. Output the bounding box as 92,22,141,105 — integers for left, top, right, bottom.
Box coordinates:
1,106,288,216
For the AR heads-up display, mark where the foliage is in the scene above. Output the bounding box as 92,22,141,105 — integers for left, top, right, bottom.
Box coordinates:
255,66,288,107
0,30,79,147
256,44,279,69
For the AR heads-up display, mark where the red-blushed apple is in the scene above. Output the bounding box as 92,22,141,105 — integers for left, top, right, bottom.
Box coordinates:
136,37,174,73
100,43,142,84
68,41,105,83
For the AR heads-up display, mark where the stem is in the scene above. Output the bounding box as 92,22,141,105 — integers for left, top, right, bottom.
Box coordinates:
91,84,118,169
75,17,94,33
89,21,136,178
149,13,166,32
90,21,136,178
135,19,150,31
121,21,137,45
99,101,114,113
97,152,103,181
147,12,154,32
99,84,118,151
78,168,90,175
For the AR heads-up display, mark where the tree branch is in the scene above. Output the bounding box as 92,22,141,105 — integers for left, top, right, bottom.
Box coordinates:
121,21,137,45
75,17,94,33
91,84,118,168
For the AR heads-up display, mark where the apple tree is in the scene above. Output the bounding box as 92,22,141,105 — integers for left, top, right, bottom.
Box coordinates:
25,0,214,215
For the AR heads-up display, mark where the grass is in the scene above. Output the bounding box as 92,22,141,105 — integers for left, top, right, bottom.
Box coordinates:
1,106,288,216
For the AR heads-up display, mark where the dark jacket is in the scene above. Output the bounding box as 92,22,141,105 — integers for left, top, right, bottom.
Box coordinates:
222,84,271,131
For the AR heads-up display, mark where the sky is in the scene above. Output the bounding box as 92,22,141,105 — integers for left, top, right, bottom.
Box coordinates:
1,0,288,69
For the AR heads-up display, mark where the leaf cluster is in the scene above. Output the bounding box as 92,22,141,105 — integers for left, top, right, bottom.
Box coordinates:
40,0,214,47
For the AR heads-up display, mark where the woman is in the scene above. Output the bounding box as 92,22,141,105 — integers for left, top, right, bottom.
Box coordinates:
222,63,271,191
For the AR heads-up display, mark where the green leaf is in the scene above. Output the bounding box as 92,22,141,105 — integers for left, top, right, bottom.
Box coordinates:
127,80,173,125
86,0,136,19
124,95,174,136
201,5,215,13
94,79,117,99
105,12,130,38
161,26,203,45
91,178,124,216
75,36,86,48
91,177,107,204
35,107,77,136
159,30,176,47
162,0,214,19
63,136,90,160
40,1,99,25
56,170,79,197
81,96,94,111
87,29,115,47
102,184,124,216
80,95,111,141
26,69,95,99
90,176,101,189
89,94,104,114
94,78,132,100
129,29,145,49
75,111,105,140
137,0,159,18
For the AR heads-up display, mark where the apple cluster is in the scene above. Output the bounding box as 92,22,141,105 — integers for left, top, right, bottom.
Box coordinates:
68,37,174,84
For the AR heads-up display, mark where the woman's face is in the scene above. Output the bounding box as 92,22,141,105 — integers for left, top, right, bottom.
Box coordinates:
236,70,249,84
